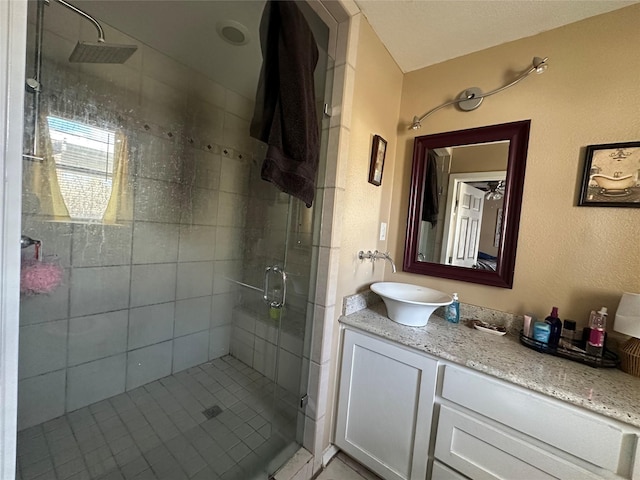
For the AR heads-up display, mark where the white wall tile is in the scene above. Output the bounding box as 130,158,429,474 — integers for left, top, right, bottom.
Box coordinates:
18,370,66,431
132,222,179,264
212,260,241,295
128,302,175,350
71,223,133,267
225,90,253,121
232,308,255,334
209,325,231,360
135,132,184,183
223,113,251,153
176,261,213,300
20,217,73,268
18,320,68,379
255,319,278,344
178,225,216,262
68,310,128,366
253,338,276,381
310,305,334,365
181,187,218,226
217,192,248,228
215,227,244,261
188,75,226,109
174,296,211,337
70,266,130,317
172,331,209,373
185,98,224,143
126,341,173,390
220,158,250,195
19,269,69,325
277,349,302,396
67,354,126,411
211,292,234,327
189,150,221,191
134,178,183,224
130,263,177,307
231,337,254,368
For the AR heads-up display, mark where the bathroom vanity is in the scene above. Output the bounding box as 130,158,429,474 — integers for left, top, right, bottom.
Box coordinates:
335,301,640,480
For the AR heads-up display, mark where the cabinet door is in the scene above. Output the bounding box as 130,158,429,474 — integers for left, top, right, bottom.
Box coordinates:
335,328,438,480
435,405,604,480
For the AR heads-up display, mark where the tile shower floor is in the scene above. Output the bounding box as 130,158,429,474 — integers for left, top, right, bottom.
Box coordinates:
16,356,299,480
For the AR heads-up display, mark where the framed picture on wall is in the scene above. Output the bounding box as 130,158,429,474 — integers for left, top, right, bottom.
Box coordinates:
368,135,387,186
578,141,640,207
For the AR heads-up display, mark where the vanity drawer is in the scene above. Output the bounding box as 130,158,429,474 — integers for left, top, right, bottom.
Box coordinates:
435,405,604,480
431,460,468,480
440,365,634,473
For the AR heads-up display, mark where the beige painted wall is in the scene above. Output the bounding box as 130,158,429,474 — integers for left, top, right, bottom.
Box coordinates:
335,18,403,298
387,4,640,327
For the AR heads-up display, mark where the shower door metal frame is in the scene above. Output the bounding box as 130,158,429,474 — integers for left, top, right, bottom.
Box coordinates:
0,1,28,478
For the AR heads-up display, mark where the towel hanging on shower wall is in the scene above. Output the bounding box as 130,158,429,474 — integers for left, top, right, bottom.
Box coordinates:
250,0,320,208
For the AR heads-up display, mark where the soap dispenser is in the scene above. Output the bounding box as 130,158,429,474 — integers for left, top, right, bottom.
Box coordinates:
446,293,460,323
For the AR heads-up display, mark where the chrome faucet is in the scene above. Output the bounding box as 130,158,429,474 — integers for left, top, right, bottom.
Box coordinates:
358,250,397,273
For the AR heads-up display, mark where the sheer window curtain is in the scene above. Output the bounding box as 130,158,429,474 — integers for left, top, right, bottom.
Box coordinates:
31,113,70,220
103,130,132,224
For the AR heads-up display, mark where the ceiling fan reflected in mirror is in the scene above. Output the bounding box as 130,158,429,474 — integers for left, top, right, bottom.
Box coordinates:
485,180,505,201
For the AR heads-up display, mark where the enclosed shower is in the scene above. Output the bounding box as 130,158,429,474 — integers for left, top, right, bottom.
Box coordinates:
16,1,330,479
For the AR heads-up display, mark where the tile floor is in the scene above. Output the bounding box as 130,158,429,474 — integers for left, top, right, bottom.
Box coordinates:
315,454,382,480
16,356,299,480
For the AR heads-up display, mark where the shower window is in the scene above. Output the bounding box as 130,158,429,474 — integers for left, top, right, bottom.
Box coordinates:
46,115,116,221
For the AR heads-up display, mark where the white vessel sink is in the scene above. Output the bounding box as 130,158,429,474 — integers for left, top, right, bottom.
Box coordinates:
371,282,452,327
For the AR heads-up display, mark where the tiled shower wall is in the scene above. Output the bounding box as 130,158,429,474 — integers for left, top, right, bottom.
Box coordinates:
18,4,263,431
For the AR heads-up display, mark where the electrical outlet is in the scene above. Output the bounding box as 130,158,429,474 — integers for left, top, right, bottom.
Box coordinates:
379,222,387,241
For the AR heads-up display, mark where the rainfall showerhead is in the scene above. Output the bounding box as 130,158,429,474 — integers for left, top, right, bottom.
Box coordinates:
69,41,138,64
54,0,138,64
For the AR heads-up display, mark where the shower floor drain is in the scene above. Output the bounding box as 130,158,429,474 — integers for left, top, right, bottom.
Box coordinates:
202,405,223,420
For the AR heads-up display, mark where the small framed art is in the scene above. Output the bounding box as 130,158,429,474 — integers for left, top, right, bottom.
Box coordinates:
578,141,640,207
368,135,387,186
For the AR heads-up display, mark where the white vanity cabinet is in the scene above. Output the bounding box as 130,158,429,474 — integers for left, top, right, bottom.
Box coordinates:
434,365,640,480
335,328,438,480
335,324,640,480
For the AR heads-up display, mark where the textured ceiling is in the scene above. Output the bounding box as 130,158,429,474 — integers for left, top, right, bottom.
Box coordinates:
354,0,639,73
66,1,639,97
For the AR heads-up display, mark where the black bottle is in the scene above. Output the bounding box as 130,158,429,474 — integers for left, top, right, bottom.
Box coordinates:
545,307,562,348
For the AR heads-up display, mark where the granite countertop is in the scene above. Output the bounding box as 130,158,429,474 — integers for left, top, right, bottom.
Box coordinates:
340,302,640,429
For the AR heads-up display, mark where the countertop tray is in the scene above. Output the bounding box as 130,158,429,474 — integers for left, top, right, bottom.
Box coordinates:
519,331,618,368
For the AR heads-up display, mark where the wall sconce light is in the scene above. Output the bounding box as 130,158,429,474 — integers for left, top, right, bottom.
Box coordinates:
409,56,548,130
614,292,640,377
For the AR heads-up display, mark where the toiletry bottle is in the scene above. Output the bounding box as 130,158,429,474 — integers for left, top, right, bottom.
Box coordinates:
533,321,551,344
559,319,577,348
523,314,536,337
545,307,562,348
586,307,607,357
446,293,460,323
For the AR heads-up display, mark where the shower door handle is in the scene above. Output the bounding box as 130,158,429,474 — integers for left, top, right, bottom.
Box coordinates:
263,265,287,308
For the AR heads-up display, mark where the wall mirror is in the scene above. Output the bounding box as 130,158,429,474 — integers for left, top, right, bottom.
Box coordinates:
404,120,531,288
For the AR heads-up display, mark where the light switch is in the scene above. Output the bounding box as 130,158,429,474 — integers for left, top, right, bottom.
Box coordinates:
379,222,387,241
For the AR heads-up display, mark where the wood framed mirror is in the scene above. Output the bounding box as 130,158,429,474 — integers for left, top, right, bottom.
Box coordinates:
403,120,530,288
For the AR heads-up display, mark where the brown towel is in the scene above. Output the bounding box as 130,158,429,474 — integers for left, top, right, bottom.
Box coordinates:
250,0,320,207
422,150,439,227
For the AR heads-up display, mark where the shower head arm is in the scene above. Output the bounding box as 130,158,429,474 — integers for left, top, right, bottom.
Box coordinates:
53,0,106,42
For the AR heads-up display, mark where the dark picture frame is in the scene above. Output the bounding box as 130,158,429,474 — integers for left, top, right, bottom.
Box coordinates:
578,141,640,207
368,135,387,186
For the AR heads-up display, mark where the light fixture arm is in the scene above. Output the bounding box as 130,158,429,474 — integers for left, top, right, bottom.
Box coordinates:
410,56,548,130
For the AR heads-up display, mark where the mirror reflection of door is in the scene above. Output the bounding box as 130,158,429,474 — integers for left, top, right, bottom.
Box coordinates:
449,182,484,267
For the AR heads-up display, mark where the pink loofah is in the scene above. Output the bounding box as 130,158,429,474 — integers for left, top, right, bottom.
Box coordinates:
20,259,64,295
